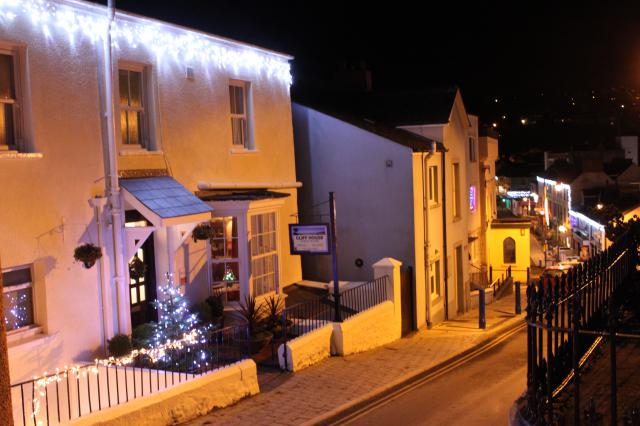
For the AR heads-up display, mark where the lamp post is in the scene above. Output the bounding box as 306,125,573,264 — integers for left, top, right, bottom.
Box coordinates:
557,224,567,262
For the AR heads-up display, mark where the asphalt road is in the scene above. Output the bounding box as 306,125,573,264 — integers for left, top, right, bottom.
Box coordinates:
344,328,527,426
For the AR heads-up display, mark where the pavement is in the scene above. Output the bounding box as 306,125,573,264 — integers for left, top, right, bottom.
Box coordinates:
184,293,525,426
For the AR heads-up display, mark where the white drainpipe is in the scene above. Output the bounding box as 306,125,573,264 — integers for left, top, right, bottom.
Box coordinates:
102,0,128,334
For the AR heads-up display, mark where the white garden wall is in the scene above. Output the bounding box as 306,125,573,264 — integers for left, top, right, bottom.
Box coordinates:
277,324,333,372
331,301,401,356
69,360,259,426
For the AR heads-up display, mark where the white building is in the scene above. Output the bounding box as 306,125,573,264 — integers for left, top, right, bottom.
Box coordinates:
293,88,496,327
0,0,301,383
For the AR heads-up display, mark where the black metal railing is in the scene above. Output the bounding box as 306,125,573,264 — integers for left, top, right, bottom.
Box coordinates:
339,275,389,321
521,231,638,425
11,325,249,426
281,296,334,338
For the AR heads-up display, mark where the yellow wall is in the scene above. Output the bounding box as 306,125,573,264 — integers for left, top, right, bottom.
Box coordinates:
488,224,530,283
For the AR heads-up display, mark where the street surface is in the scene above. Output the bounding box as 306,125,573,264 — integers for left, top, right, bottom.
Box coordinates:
343,328,527,426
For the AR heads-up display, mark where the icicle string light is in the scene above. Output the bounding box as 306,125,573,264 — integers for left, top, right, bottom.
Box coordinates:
0,0,292,84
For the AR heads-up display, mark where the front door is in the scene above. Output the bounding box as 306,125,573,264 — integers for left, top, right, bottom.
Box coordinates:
129,236,157,329
455,245,465,313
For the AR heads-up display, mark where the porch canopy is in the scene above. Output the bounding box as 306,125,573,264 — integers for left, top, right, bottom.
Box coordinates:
120,176,213,227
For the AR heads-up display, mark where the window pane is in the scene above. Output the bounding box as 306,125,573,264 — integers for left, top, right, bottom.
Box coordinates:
211,239,225,258
129,71,143,108
139,284,146,302
212,262,225,281
120,110,129,144
0,54,14,100
127,110,140,145
3,287,33,331
130,287,137,304
3,267,31,286
229,85,237,113
118,70,129,106
235,85,244,115
231,117,246,146
211,219,224,238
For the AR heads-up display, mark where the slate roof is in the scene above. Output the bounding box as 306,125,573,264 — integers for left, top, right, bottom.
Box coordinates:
120,176,212,219
295,103,445,153
295,88,458,127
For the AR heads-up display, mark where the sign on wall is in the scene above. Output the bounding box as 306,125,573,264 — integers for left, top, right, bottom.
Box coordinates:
289,224,331,255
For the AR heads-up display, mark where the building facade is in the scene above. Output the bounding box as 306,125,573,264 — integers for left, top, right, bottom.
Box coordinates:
0,0,301,383
293,88,498,327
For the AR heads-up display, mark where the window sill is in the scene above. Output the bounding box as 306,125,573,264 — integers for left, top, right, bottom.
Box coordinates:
229,147,259,155
0,151,44,159
7,326,55,350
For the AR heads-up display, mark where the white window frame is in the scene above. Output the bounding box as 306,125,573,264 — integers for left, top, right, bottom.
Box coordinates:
210,216,241,302
428,165,439,205
2,264,37,336
118,63,151,149
0,46,25,151
229,80,254,151
249,211,278,297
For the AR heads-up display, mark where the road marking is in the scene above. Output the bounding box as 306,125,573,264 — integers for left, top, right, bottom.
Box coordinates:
329,322,527,425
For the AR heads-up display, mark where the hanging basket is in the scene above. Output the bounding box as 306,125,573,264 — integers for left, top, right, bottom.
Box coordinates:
192,222,214,242
74,243,102,269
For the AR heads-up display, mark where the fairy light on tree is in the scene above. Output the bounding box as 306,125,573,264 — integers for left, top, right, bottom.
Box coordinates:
151,273,200,348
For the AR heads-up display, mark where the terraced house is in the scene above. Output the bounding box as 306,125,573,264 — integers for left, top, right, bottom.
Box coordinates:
0,0,301,389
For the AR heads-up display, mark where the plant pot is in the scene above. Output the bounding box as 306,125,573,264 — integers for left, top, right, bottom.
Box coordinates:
234,330,273,354
83,260,96,269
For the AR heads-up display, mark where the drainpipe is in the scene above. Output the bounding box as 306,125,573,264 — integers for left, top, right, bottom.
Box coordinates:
441,149,449,320
103,0,127,334
421,143,435,328
89,197,109,352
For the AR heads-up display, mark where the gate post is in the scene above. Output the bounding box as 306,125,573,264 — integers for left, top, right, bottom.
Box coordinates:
373,258,402,338
515,281,522,315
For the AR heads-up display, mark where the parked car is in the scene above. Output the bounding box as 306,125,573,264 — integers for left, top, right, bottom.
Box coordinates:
539,264,574,289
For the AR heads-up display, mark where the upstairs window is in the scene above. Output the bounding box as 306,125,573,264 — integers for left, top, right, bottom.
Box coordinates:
229,80,253,149
0,52,19,149
2,265,34,332
452,162,461,218
468,137,476,162
429,259,441,300
119,67,148,147
428,165,439,205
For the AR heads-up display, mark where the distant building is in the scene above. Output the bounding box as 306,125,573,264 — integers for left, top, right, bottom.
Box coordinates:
617,136,639,165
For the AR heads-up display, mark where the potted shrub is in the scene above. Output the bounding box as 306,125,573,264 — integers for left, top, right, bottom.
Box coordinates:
74,243,102,269
192,222,214,242
107,333,132,357
233,295,272,354
206,294,225,328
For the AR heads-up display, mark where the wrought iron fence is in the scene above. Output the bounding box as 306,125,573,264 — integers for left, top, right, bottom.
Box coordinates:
521,231,638,425
281,295,333,338
339,275,389,321
11,325,249,426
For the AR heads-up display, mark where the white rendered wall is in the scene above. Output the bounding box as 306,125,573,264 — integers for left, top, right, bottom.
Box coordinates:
292,104,416,283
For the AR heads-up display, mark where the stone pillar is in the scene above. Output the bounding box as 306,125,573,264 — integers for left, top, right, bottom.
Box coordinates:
372,258,402,337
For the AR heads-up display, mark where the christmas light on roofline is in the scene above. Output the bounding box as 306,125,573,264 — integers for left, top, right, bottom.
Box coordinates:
0,0,292,85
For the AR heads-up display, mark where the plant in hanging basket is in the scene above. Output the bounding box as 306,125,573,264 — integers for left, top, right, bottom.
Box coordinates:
192,222,214,242
129,255,146,280
74,243,102,269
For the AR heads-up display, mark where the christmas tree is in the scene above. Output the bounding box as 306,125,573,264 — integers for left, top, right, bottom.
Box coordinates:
151,273,200,346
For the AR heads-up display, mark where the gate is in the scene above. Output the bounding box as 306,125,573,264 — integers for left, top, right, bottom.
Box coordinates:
400,266,415,336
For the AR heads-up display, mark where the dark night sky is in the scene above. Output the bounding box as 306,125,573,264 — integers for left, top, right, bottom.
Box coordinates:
93,1,640,151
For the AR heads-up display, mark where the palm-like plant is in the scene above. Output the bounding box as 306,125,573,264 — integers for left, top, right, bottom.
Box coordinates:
235,295,265,335
263,294,285,331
